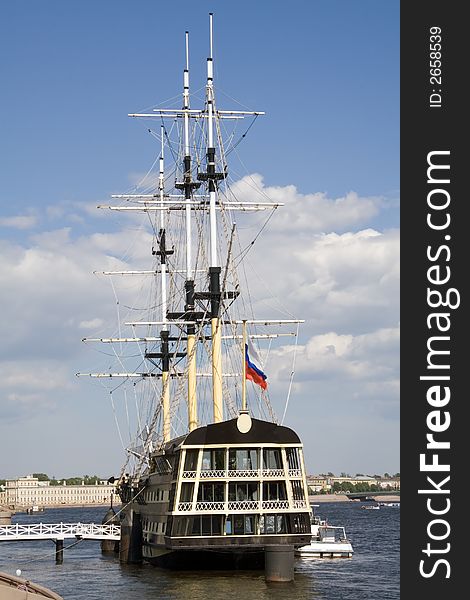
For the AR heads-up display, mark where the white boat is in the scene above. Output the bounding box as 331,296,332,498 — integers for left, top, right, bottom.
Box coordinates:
361,504,380,510
296,508,353,558
26,505,45,514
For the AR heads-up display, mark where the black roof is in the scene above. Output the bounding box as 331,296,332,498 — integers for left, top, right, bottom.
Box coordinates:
182,417,301,446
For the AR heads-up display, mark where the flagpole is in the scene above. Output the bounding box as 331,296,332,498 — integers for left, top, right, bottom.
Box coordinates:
242,319,247,412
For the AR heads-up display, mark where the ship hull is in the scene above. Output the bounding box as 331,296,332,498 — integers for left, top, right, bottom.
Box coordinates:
145,548,265,570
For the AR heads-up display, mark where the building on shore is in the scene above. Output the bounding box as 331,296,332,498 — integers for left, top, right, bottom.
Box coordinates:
306,476,331,493
306,474,400,493
376,477,400,490
3,475,116,509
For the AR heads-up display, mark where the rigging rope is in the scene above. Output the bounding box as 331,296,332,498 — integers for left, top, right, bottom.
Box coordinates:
281,321,300,425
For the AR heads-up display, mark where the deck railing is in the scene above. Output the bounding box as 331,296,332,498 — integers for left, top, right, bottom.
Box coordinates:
175,499,305,513
182,468,302,479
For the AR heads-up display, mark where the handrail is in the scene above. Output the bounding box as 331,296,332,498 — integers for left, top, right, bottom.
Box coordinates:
0,522,120,541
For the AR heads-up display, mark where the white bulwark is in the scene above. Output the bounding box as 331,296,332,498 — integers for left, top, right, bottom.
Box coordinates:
3,476,116,509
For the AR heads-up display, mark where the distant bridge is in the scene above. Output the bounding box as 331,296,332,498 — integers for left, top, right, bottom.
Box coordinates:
0,523,120,542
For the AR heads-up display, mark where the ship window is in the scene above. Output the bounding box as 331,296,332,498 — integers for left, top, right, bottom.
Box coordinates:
286,447,301,470
184,450,199,471
213,515,222,535
228,448,258,471
180,482,194,502
197,482,224,502
191,516,201,535
171,517,183,536
201,448,225,470
228,482,258,501
226,514,258,535
185,515,223,536
233,515,245,535
260,514,287,534
244,515,255,535
201,515,212,536
291,480,305,501
263,448,282,470
290,513,310,533
263,481,287,501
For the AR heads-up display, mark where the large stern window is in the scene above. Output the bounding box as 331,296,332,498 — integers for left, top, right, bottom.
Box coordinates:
263,448,282,470
229,448,258,471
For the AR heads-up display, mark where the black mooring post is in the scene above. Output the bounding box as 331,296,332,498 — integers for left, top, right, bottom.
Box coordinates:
265,545,294,582
55,538,64,564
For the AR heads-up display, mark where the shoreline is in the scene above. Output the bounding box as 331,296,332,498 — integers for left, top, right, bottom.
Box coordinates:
13,503,116,513
309,494,400,503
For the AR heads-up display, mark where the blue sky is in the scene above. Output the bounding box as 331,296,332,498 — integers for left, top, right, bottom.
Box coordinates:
0,1,399,479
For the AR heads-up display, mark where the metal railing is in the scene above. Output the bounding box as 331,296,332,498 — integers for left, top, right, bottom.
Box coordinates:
181,468,299,479
0,523,120,541
176,499,296,512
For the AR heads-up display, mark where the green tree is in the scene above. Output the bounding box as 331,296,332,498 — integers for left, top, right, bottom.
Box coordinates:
65,477,83,486
32,473,50,481
83,475,100,485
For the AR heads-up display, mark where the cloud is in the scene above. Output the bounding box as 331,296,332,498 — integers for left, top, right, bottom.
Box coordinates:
242,226,399,336
228,174,381,232
0,361,72,393
79,318,105,330
0,214,37,229
128,171,160,190
268,326,399,383
0,174,399,474
0,361,73,421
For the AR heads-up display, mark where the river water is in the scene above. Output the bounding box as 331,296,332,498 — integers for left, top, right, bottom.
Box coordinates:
0,502,399,599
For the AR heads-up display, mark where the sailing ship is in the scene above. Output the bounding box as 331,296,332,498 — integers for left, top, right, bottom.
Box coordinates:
79,13,312,569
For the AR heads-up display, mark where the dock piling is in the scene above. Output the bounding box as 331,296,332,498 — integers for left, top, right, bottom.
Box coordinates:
119,509,142,564
264,545,294,582
55,537,64,564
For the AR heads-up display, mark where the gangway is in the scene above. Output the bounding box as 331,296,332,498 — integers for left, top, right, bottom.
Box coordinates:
0,522,120,542
0,522,120,563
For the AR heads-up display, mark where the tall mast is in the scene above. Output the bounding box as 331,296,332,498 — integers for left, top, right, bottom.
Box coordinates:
146,130,173,442
183,31,198,431
183,31,192,279
207,13,217,268
206,12,223,423
159,127,168,330
159,130,171,442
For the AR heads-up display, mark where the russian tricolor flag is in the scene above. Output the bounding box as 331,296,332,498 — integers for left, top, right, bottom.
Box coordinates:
245,338,268,390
